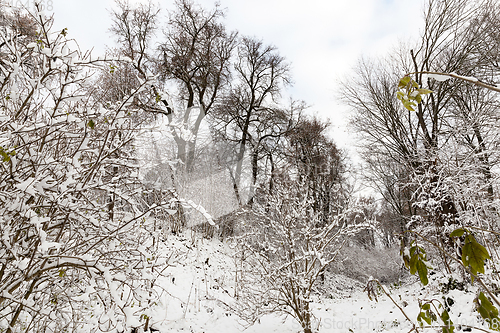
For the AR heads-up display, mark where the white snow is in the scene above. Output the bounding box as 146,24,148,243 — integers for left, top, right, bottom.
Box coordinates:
135,232,492,332
424,73,450,82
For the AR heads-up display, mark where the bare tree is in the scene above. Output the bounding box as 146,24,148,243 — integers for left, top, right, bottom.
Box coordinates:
158,0,237,172
108,0,194,232
340,56,420,242
285,116,348,226
211,37,292,205
341,0,500,263
110,0,158,71
109,0,174,115
234,178,365,333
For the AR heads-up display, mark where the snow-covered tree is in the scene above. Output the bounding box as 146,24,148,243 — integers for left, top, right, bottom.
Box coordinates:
342,0,500,329
211,37,295,205
341,0,500,252
157,0,238,173
0,7,177,332
234,178,365,333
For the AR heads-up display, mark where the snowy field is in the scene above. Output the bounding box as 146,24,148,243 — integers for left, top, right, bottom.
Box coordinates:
143,232,488,333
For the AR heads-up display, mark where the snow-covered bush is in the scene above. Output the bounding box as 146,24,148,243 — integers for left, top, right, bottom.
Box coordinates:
0,7,175,332
233,180,367,333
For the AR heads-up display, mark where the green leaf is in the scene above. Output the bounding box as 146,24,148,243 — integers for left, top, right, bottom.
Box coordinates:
407,244,430,285
88,119,95,129
417,259,429,285
462,234,490,276
410,253,418,275
441,310,454,333
478,305,490,321
0,147,12,162
422,303,431,310
417,88,433,95
420,311,432,325
397,76,433,111
479,292,499,316
410,245,417,256
449,228,465,238
477,292,500,331
403,254,410,268
399,76,411,88
417,312,428,326
403,102,415,112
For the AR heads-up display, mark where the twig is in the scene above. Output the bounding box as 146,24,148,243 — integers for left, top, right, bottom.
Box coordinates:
366,279,419,333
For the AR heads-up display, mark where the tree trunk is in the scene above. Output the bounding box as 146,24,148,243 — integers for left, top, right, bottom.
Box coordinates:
247,147,259,206
268,153,275,194
302,301,312,333
473,123,494,197
176,139,187,165
185,105,206,172
233,108,252,205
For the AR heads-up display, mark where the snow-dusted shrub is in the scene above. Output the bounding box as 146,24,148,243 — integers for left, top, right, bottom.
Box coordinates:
233,180,367,333
193,204,254,239
0,8,175,332
330,244,402,284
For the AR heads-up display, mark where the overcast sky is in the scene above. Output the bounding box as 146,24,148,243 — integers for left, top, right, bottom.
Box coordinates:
43,0,425,151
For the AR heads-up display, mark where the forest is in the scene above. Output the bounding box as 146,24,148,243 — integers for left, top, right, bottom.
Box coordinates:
1,0,500,332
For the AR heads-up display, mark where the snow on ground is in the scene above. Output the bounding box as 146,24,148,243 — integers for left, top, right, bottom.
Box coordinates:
146,232,491,332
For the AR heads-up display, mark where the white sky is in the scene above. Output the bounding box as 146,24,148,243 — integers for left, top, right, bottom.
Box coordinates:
43,0,425,151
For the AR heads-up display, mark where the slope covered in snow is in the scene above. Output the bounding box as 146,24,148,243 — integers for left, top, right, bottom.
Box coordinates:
142,232,490,332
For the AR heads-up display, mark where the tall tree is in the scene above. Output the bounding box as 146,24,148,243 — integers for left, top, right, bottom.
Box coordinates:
109,0,174,117
341,57,418,237
341,0,500,255
285,116,347,225
159,0,237,171
212,37,292,205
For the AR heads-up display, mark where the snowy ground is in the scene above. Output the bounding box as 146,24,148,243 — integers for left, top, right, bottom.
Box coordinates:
145,232,490,333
